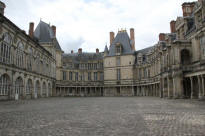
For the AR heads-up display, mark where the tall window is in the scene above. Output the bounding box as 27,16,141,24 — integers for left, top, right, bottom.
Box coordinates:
139,69,141,79
0,74,10,95
100,72,104,81
81,73,85,81
144,68,147,78
26,79,32,94
75,72,78,81
143,55,146,62
116,57,120,66
115,43,121,54
117,69,121,80
40,60,43,74
69,72,72,80
16,42,24,68
36,54,41,73
27,48,33,71
200,36,205,56
0,33,12,64
94,72,98,81
88,72,91,81
62,71,67,80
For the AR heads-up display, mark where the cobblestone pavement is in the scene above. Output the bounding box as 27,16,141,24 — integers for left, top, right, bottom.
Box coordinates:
0,97,205,136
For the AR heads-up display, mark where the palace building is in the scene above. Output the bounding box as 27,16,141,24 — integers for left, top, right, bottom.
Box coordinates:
1,0,205,100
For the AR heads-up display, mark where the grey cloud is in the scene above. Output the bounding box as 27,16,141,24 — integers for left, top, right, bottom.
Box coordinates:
63,37,85,53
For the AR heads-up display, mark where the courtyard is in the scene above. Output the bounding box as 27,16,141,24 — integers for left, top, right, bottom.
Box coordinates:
0,97,205,136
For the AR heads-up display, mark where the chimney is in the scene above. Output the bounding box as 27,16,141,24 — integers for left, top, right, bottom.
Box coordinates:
71,50,74,54
130,28,135,51
0,1,6,15
110,32,115,46
170,20,176,33
182,2,195,17
96,48,99,53
78,48,82,54
51,25,56,37
159,33,165,41
29,22,34,38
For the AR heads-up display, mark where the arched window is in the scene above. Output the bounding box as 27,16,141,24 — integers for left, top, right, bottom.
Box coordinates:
27,48,33,71
35,54,41,73
0,33,12,63
15,77,23,98
42,82,47,97
16,42,24,67
26,79,33,94
0,74,10,95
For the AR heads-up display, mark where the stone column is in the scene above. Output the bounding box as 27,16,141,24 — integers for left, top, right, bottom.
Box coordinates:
198,76,202,99
201,75,205,98
132,86,134,96
167,77,170,98
190,77,194,99
172,78,176,98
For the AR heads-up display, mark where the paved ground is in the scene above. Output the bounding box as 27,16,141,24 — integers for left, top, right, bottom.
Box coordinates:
0,97,205,136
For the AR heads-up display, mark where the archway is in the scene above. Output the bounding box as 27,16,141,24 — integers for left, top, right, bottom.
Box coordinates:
42,82,47,97
0,74,11,99
183,78,191,98
48,83,52,97
26,79,33,99
193,76,199,98
15,77,23,100
181,49,191,65
35,80,41,98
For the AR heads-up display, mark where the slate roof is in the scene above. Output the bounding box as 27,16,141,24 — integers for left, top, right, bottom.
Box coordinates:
108,31,134,56
34,21,62,51
135,46,154,55
104,45,109,53
62,52,104,63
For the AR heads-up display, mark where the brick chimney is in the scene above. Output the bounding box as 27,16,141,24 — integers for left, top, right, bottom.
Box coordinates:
159,33,165,41
130,28,135,51
110,32,115,46
51,25,56,37
71,50,74,54
96,48,99,53
0,1,6,15
28,22,34,38
182,2,195,17
170,20,176,33
78,48,82,54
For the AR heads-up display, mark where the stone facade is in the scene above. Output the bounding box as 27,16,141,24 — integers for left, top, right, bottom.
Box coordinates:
0,2,56,100
56,0,205,99
1,0,205,100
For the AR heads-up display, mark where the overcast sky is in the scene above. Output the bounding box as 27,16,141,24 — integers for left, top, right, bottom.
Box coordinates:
2,0,194,53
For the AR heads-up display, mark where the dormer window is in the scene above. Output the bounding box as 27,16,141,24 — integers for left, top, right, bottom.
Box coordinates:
115,43,122,55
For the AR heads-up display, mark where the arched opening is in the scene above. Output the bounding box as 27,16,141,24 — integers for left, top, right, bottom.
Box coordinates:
48,83,52,97
15,77,23,100
181,49,191,65
0,74,11,99
35,80,41,98
42,82,47,97
26,79,33,99
183,78,191,98
193,76,199,98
